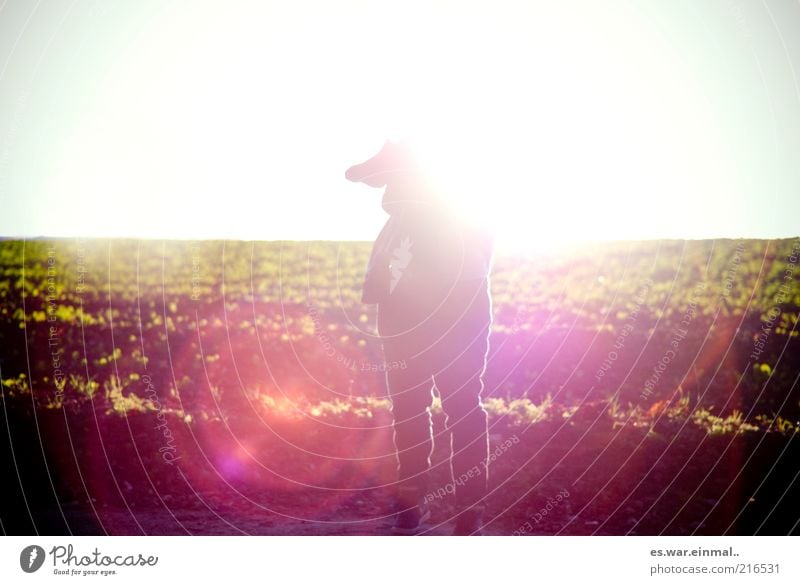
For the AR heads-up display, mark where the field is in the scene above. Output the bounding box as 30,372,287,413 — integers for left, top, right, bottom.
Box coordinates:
1,237,799,535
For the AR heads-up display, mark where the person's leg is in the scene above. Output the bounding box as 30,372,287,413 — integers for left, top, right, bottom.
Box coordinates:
431,279,491,516
384,365,434,504
377,301,435,513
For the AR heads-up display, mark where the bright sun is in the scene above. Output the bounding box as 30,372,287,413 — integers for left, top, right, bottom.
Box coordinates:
373,2,736,254
31,0,747,249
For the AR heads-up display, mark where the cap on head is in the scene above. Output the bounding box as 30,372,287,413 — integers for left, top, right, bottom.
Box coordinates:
345,139,418,187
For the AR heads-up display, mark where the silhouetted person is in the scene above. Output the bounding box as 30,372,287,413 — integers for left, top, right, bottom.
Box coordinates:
346,139,494,535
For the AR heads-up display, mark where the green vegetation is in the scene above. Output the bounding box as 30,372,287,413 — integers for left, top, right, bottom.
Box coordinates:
1,238,798,432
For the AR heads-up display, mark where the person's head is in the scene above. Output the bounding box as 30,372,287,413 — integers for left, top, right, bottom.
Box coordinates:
346,138,435,214
345,139,419,188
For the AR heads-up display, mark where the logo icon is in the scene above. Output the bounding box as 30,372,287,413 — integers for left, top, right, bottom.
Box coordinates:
389,236,413,293
20,545,46,573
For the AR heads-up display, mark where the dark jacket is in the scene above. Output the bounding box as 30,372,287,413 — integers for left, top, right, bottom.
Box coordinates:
362,190,494,305
347,140,494,305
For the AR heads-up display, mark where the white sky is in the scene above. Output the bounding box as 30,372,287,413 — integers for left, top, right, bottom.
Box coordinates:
1,0,798,252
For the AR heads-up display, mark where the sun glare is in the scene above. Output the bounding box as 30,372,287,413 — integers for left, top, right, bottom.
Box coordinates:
351,1,737,252
18,0,764,249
